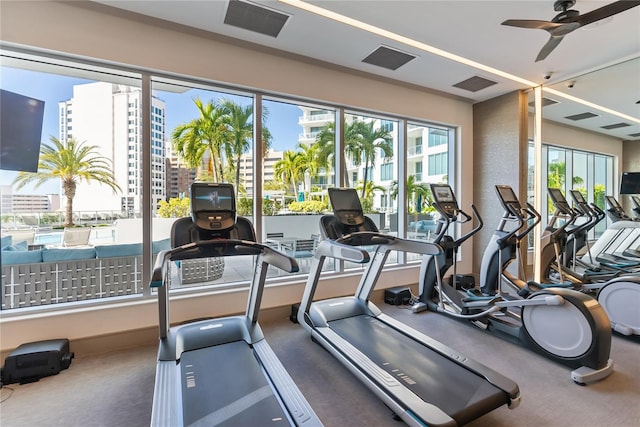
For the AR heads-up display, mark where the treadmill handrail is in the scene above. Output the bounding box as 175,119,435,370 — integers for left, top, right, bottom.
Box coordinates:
315,239,370,263
336,231,444,257
151,239,299,288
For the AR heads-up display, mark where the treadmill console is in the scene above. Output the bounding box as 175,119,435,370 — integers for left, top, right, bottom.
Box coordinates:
191,182,237,233
548,188,572,214
430,184,458,218
495,185,522,216
328,187,366,227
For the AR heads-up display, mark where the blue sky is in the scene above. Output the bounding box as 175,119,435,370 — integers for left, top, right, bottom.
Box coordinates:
0,66,304,194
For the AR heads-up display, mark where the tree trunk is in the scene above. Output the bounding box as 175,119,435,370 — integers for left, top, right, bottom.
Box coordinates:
65,195,74,227
63,180,76,227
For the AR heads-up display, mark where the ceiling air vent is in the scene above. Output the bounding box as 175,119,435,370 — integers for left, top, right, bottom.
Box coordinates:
362,46,416,71
528,97,559,108
601,122,631,130
565,112,599,121
224,0,290,37
628,132,640,138
452,76,497,92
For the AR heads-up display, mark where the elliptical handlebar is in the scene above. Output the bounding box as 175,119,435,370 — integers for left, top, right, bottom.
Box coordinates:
455,204,483,246
514,202,541,241
431,202,482,246
548,205,578,237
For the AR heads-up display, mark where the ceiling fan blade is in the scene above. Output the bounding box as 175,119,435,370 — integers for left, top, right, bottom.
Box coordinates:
536,36,564,62
501,19,562,31
577,0,640,26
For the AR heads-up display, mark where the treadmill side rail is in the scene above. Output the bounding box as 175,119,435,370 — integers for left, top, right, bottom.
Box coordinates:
315,327,457,427
253,340,323,426
379,313,520,402
151,361,181,427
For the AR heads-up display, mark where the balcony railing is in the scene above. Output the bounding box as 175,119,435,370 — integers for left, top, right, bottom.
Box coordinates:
298,113,334,124
408,145,423,156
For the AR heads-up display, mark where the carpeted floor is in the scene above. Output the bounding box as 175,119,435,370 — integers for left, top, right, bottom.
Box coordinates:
1,303,638,427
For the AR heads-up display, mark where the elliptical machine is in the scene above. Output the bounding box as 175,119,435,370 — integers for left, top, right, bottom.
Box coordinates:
417,183,614,384
539,188,640,337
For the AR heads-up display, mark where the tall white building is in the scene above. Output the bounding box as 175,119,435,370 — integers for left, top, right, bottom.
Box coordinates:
58,82,166,215
297,107,449,213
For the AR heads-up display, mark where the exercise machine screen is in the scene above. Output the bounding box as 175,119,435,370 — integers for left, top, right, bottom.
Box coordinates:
191,182,236,232
548,188,572,214
328,187,365,226
495,185,521,213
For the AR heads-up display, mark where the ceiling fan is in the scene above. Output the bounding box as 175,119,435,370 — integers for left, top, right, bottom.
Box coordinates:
502,0,640,62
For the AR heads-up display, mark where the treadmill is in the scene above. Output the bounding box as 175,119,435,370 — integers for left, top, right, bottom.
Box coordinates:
296,187,520,427
150,182,322,427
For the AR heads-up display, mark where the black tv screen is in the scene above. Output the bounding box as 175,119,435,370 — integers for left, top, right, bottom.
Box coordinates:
620,172,640,195
0,89,45,172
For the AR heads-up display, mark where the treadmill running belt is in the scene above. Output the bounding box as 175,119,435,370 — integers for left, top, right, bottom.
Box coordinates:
329,315,507,425
181,341,289,426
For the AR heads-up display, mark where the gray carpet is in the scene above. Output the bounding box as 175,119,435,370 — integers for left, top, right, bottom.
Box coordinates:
1,304,638,427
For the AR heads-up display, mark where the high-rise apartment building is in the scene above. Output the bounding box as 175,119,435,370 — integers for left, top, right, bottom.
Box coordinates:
165,152,197,200
0,185,60,213
58,82,166,215
297,107,448,212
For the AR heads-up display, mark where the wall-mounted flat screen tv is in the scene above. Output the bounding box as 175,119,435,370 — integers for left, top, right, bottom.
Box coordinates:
620,172,640,195
0,89,45,172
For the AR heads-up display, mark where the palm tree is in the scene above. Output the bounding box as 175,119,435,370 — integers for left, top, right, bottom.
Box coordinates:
296,142,322,196
12,136,120,227
356,180,385,201
220,99,252,191
172,98,229,181
391,175,432,213
351,120,393,198
220,99,272,193
313,121,364,187
274,150,303,195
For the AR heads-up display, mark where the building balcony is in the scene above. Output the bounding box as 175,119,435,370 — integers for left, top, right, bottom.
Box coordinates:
298,113,334,124
408,145,423,156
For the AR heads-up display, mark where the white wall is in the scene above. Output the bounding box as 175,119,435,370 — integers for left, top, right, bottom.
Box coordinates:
0,1,475,352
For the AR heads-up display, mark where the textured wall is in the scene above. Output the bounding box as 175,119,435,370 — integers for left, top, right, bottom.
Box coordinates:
472,92,528,272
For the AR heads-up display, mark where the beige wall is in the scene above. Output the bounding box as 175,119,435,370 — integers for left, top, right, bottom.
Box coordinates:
0,1,476,353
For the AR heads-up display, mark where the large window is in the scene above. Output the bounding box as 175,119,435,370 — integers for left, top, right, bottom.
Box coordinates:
530,143,615,240
0,51,455,311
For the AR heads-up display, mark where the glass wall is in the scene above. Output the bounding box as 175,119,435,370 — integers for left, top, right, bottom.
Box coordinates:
533,143,615,240
261,98,336,275
0,50,454,311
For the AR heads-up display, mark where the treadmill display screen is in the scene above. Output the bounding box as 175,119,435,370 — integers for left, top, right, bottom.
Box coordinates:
432,185,456,203
329,187,362,212
193,185,235,212
191,183,236,232
328,187,366,226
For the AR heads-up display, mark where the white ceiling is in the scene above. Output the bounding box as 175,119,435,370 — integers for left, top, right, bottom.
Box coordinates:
94,0,640,140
